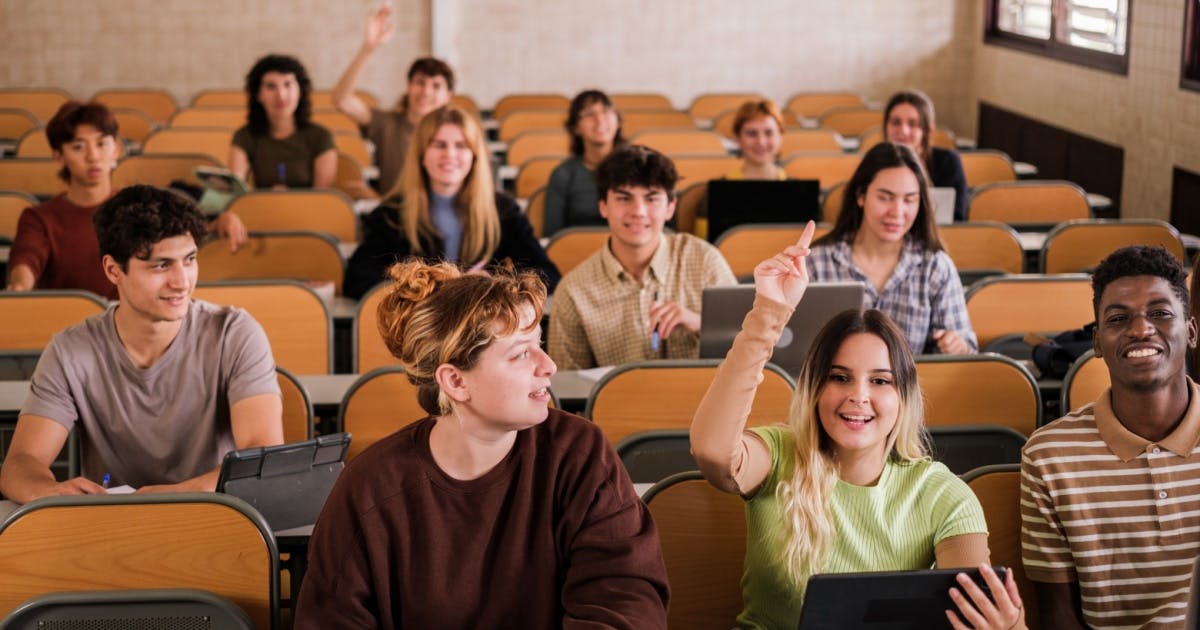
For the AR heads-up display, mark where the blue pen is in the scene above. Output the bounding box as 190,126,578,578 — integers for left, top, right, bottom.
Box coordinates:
101,472,111,490
650,290,660,352
276,163,286,186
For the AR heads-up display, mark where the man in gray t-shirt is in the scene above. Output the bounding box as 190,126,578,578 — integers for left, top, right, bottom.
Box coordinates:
0,185,284,504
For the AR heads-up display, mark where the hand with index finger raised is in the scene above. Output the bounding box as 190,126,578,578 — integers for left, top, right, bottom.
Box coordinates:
751,221,815,309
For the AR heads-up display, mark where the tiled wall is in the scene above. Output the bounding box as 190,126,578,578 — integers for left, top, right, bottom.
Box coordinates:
969,0,1200,220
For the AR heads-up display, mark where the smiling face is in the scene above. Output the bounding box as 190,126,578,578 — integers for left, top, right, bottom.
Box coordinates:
736,114,782,168
456,304,557,433
885,102,926,155
422,123,475,196
257,71,300,122
573,101,619,148
104,234,198,324
407,72,452,120
55,123,118,188
855,166,921,245
1094,275,1197,393
599,184,675,253
817,332,900,461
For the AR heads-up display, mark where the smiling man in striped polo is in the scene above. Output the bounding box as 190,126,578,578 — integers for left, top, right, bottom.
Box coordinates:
1021,245,1200,629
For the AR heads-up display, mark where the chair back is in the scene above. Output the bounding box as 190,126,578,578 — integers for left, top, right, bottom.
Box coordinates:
448,94,481,118
110,109,155,144
332,131,371,167
0,108,40,141
968,180,1090,226
960,150,1017,188
143,128,233,165
93,88,178,125
310,110,359,134
643,471,746,630
0,290,108,351
0,493,278,629
630,130,727,157
675,181,707,236
276,366,314,442
1040,219,1184,273
916,354,1042,436
506,130,569,167
112,153,223,189
492,94,569,121
621,110,697,136
586,360,794,445
1061,350,1109,412
198,230,345,295
194,280,332,375
610,93,673,110
939,221,1025,275
191,89,245,108
0,190,38,241
780,129,844,154
672,156,741,189
614,430,697,484
18,129,124,160
339,366,428,461
4,588,253,630
226,191,358,242
526,186,548,238
821,181,846,224
168,108,245,130
782,152,862,188
688,93,763,122
716,223,831,279
962,464,1040,629
0,89,71,124
498,109,566,142
353,282,399,374
514,156,562,199
858,126,956,152
785,92,865,119
0,159,68,198
966,274,1095,349
926,426,1026,475
545,227,609,276
818,107,881,137
333,151,377,201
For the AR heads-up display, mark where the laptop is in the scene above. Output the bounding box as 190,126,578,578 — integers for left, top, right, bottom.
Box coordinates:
705,179,821,243
930,186,957,225
699,283,865,377
216,432,351,532
798,567,1009,629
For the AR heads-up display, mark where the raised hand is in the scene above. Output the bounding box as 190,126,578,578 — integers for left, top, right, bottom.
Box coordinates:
751,220,816,309
363,4,396,52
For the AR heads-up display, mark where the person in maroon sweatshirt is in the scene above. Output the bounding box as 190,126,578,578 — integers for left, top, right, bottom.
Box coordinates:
295,259,669,629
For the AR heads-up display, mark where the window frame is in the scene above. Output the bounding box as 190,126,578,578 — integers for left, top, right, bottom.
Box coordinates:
984,0,1132,75
1183,0,1200,91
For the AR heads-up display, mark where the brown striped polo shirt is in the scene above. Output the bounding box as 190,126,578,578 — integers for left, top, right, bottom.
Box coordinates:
1021,380,1200,629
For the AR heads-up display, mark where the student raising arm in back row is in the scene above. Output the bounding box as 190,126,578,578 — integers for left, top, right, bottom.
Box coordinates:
690,222,1024,630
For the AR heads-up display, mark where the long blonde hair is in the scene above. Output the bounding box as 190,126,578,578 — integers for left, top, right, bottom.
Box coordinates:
386,105,500,267
776,308,929,588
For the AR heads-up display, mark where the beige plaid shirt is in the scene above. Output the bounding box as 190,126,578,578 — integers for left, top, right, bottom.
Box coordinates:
548,233,737,370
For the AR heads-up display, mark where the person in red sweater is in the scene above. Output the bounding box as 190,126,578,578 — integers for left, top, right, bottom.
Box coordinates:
6,101,247,298
295,260,669,629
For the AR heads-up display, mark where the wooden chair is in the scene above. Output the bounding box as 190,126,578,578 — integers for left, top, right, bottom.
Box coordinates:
940,221,1026,276
526,186,548,238
966,274,1095,350
675,181,707,237
0,290,108,351
338,366,428,461
0,190,38,241
0,493,277,629
960,150,1017,188
962,464,1041,629
0,89,71,124
112,153,223,189
190,89,244,108
225,190,358,242
687,93,762,123
782,152,862,188
93,89,178,125
780,129,844,154
585,360,794,445
168,108,245,130
968,180,1089,226
916,354,1042,436
197,231,345,295
545,227,609,276
620,110,697,136
505,130,569,167
818,107,882,137
332,131,371,167
821,181,846,224
449,94,481,118
614,429,697,484
492,94,569,121
497,109,566,142
643,471,746,630
311,110,360,134
785,92,865,119
1039,219,1184,273
716,223,831,278
1061,350,1109,413
610,93,673,110
111,108,156,144
0,159,68,198
672,156,741,189
276,366,314,442
630,130,728,157
142,128,233,166
352,282,397,374
194,280,332,375
0,108,40,141
514,156,562,199
334,151,378,201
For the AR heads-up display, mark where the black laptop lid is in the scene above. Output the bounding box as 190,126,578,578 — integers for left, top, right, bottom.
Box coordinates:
705,179,821,243
798,567,1008,629
217,432,351,531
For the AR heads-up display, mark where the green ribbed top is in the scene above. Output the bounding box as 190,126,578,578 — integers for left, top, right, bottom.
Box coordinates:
737,425,987,630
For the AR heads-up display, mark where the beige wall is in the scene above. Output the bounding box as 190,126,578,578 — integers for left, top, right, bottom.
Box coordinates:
969,0,1200,219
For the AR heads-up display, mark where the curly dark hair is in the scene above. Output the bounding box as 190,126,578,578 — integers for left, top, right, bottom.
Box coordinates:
244,54,313,136
595,144,677,201
1092,245,1190,317
564,89,625,157
94,185,210,270
45,100,119,182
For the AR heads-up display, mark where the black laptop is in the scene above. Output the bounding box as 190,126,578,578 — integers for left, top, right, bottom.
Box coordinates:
798,567,1009,629
705,179,821,243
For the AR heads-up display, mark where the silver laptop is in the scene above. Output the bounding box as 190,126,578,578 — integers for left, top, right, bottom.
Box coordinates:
930,186,957,224
699,283,865,377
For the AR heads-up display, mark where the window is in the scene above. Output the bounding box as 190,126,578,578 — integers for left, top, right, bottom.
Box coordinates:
1184,0,1200,91
986,0,1131,74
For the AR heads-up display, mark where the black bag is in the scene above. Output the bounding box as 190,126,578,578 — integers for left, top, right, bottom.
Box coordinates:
1030,322,1096,379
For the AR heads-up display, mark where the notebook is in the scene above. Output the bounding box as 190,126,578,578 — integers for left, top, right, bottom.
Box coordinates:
930,186,957,224
698,283,865,376
216,433,351,532
798,567,1009,629
705,179,821,243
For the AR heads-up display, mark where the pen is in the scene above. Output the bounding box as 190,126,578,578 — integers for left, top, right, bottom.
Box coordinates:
101,472,111,490
650,290,660,352
277,163,286,186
